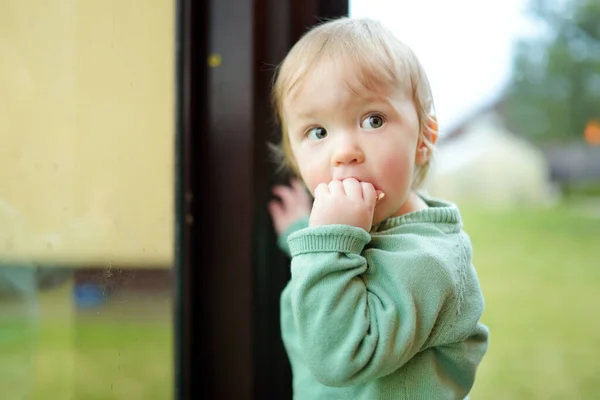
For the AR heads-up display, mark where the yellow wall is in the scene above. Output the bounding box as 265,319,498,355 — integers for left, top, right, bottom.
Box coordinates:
0,0,174,267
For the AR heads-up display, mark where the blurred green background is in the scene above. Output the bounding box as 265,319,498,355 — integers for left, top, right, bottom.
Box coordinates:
465,198,600,399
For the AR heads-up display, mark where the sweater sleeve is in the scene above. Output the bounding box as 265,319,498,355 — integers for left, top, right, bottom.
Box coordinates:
287,224,462,387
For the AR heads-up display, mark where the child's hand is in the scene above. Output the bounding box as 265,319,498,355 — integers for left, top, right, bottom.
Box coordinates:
309,178,384,232
268,179,313,235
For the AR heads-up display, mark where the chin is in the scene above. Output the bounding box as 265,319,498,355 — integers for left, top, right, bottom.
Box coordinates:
373,197,405,225
372,210,390,227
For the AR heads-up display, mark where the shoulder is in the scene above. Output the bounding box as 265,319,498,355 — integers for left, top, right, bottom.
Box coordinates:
366,221,475,294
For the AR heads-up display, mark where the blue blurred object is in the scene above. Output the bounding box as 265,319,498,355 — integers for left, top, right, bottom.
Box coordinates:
73,284,106,309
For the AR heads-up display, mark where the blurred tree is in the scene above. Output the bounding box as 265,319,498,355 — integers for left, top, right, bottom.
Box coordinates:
503,0,600,143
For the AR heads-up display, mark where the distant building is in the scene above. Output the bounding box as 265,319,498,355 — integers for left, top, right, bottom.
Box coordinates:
425,101,558,208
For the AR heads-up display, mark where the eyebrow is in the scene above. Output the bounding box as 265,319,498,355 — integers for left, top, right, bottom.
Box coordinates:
293,110,318,120
292,97,390,116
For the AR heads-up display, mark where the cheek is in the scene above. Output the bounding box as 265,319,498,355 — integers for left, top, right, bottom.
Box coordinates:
293,150,330,193
377,148,415,187
299,163,330,194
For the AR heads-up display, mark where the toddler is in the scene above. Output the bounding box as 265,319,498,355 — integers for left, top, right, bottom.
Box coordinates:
268,17,489,399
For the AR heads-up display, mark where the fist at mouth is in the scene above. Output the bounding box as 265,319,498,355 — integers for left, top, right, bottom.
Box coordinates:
309,178,385,232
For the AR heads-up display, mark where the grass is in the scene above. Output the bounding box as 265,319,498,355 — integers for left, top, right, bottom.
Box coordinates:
462,201,600,399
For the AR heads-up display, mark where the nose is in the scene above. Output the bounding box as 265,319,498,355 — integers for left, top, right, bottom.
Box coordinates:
332,137,365,166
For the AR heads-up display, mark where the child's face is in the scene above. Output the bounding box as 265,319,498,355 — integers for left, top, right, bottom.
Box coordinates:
284,63,426,225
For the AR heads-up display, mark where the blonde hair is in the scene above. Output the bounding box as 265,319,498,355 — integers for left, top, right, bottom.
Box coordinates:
271,17,437,188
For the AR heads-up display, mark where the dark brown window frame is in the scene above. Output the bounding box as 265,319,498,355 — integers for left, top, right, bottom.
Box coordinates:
175,1,348,398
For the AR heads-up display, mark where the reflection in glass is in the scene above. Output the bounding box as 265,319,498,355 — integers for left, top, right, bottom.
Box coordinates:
1,1,175,399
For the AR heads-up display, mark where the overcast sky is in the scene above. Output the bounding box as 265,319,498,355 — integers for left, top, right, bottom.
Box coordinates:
349,0,546,134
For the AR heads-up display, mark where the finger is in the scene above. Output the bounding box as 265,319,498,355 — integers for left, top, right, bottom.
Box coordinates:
328,179,345,196
360,182,377,205
314,182,329,199
342,178,363,200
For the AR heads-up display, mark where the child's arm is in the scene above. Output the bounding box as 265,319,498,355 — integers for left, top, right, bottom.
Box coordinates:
286,225,486,388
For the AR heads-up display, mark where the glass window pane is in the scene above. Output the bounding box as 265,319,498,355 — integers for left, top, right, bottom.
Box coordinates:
0,1,175,399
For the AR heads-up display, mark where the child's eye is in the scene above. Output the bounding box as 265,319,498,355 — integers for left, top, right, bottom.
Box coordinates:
360,114,385,130
306,127,328,140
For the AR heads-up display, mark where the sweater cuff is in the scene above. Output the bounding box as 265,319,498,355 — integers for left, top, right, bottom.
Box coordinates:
287,224,371,256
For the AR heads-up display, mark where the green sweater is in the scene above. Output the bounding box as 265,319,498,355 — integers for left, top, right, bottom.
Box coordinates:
278,197,489,399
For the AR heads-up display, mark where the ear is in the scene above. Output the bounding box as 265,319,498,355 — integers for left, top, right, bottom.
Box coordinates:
415,117,438,166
